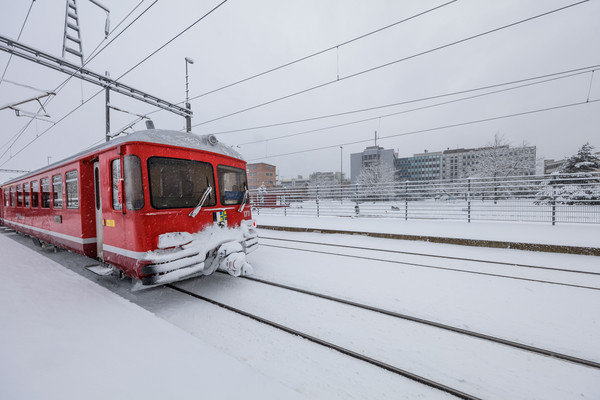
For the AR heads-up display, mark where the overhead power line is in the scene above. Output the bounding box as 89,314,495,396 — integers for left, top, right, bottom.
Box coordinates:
115,0,229,83
0,0,231,167
194,0,590,128
0,168,30,174
124,1,459,127
210,65,600,138
190,0,458,101
247,99,600,161
0,0,159,155
0,0,35,87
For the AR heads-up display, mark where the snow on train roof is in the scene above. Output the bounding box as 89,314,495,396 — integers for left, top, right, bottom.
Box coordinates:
107,129,244,159
2,130,244,185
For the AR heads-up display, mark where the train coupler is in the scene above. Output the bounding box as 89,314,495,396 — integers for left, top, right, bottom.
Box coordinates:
216,241,253,277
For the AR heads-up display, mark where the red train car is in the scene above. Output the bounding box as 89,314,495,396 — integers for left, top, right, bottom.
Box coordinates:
0,129,258,286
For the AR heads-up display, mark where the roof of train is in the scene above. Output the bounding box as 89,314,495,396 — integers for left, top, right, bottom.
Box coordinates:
2,130,244,186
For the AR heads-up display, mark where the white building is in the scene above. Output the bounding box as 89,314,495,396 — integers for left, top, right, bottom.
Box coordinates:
350,146,397,183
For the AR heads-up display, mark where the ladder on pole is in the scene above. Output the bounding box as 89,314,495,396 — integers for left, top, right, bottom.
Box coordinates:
62,0,84,65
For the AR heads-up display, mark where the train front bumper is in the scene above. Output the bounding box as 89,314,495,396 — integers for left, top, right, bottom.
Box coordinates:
139,221,258,286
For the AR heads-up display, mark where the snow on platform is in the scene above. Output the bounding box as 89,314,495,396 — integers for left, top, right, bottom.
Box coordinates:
255,215,600,249
0,232,306,400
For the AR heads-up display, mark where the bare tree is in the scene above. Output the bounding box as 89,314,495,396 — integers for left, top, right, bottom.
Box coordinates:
356,160,396,201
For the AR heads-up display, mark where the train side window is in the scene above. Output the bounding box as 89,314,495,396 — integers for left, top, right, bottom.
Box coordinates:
10,186,16,207
111,159,122,210
31,181,39,208
24,183,30,207
66,170,79,209
124,155,144,210
17,185,22,207
41,178,50,208
52,175,63,208
3,188,8,207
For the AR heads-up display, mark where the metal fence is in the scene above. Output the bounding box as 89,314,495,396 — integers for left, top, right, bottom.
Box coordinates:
249,173,600,225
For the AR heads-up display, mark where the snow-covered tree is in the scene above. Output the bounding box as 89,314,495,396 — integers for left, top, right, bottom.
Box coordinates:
467,134,536,179
559,142,600,175
465,134,537,203
356,160,396,201
536,143,600,205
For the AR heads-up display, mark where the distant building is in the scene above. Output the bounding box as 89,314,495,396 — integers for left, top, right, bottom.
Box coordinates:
279,175,310,188
543,159,566,175
396,150,442,182
309,171,347,186
442,145,536,180
350,146,397,183
246,162,276,190
395,145,537,182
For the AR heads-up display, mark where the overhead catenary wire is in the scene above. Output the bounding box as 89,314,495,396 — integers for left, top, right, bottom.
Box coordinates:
123,1,460,126
247,98,600,161
0,0,35,87
192,0,590,128
0,0,159,156
189,0,458,101
0,0,230,168
114,0,229,84
210,65,600,140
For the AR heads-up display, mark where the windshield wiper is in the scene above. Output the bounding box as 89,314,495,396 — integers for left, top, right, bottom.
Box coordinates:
238,186,248,212
189,186,212,218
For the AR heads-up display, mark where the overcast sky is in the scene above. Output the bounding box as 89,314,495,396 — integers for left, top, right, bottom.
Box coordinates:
1,0,599,182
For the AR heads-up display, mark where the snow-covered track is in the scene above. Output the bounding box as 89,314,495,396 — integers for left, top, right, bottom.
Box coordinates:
259,237,600,291
259,235,600,276
166,283,482,400
235,273,600,370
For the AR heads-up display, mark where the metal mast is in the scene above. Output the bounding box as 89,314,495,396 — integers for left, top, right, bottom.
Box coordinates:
62,0,85,65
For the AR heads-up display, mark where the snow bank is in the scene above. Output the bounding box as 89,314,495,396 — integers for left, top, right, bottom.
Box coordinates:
0,231,304,400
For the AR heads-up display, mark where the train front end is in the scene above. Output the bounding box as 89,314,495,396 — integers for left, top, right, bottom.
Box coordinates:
100,130,258,287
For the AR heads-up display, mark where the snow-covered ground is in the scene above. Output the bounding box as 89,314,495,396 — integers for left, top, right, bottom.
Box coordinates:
0,229,306,400
255,214,600,248
1,216,599,399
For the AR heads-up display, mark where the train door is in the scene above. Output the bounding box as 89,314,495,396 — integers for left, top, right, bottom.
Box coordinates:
94,162,103,259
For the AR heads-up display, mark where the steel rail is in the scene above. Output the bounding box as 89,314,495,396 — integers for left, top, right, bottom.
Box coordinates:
261,243,600,291
167,283,482,400
259,236,600,276
229,273,600,370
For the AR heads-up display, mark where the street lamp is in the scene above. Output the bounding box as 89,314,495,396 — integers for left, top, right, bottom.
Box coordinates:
340,146,343,204
184,57,194,132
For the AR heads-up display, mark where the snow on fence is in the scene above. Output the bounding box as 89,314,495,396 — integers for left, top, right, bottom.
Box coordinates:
249,173,600,225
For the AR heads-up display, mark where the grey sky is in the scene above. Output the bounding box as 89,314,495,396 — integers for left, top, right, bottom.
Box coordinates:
1,0,599,182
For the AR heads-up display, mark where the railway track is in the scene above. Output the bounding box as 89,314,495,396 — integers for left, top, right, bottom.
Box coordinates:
259,235,600,291
236,273,600,370
4,226,599,398
167,283,482,400
259,235,600,275
168,271,600,400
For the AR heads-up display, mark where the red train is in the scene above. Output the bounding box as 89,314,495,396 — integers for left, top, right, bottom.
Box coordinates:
0,129,258,286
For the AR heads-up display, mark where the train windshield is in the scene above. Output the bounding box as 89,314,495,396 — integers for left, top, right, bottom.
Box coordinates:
217,165,247,205
148,157,216,209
